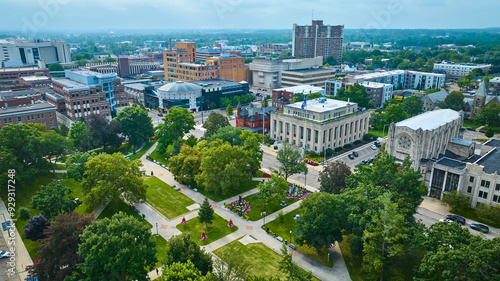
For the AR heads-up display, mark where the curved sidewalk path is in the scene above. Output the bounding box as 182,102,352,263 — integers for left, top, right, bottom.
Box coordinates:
141,143,351,281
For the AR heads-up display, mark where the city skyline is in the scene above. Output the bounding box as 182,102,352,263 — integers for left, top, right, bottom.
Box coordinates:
0,0,498,33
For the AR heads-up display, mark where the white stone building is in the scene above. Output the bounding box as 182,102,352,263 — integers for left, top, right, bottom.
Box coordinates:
155,81,202,112
270,98,370,153
433,62,492,81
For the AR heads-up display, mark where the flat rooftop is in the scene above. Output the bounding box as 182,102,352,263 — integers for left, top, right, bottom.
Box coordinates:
274,84,323,94
0,67,46,72
286,98,355,113
435,158,467,169
66,69,115,78
282,68,334,74
450,138,474,146
20,75,50,81
53,78,91,90
45,92,64,100
0,101,55,115
354,70,405,80
124,83,148,91
476,146,500,175
396,109,461,131
190,79,243,88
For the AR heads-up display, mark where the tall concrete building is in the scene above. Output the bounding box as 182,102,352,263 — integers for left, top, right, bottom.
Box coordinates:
0,38,71,67
292,20,344,62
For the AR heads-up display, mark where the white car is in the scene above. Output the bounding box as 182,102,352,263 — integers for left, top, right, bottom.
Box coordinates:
439,219,453,224
371,145,377,150
0,250,10,259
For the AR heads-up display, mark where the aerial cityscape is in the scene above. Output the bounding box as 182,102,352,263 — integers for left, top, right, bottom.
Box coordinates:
1,0,500,280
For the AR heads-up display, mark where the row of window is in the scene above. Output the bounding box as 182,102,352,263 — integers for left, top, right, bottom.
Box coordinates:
3,112,52,124
470,176,500,190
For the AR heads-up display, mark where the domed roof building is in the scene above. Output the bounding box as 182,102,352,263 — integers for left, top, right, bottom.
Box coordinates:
156,81,202,112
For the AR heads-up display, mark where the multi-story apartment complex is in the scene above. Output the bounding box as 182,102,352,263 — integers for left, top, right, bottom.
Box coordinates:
325,80,393,108
0,38,71,67
433,62,492,81
257,43,291,55
281,67,336,87
196,48,223,63
292,20,344,62
347,70,445,91
249,56,323,89
489,77,500,96
0,89,57,129
270,98,370,153
206,53,245,82
164,42,219,82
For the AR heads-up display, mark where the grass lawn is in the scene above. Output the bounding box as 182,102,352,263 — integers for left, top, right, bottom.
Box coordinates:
339,235,424,281
97,199,152,228
462,119,480,129
149,144,173,166
144,176,195,219
154,235,168,267
264,208,333,268
176,213,238,246
195,180,260,202
243,193,298,221
368,129,384,138
127,140,156,161
214,240,320,281
61,178,92,215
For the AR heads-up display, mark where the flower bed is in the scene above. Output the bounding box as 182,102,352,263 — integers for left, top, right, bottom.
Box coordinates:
285,192,312,200
304,159,319,166
226,199,251,216
284,185,311,200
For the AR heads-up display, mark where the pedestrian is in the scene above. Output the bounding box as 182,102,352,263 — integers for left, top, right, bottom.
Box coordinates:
156,268,159,275
151,171,154,176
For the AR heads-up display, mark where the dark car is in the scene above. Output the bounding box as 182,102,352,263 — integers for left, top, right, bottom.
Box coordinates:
466,127,475,131
479,129,486,133
157,113,163,117
446,214,466,225
360,160,368,165
374,141,382,147
470,223,489,233
348,154,355,159
368,157,374,163
352,151,359,157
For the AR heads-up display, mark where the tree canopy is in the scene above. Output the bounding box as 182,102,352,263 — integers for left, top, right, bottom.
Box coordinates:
476,103,500,126
85,115,123,152
333,83,373,108
198,197,214,227
68,121,94,152
277,143,307,180
438,91,465,112
156,107,195,153
164,234,213,275
114,104,154,147
401,95,424,116
202,112,230,137
32,180,78,220
77,212,157,281
318,160,351,194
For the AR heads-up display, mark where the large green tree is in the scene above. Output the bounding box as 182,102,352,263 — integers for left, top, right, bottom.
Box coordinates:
66,151,98,180
77,212,157,281
383,104,407,124
438,91,465,112
155,107,195,153
68,121,94,152
195,140,252,195
295,192,345,251
115,104,154,147
32,181,78,220
278,243,313,281
277,143,307,181
401,95,424,116
169,144,203,184
82,153,147,210
202,112,230,137
318,160,351,194
85,115,123,152
204,126,244,146
159,261,208,281
34,212,93,281
362,192,408,281
42,130,73,175
334,83,373,108
164,234,213,275
476,103,500,126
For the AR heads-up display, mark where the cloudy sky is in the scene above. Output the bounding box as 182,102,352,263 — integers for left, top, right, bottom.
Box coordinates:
1,0,498,32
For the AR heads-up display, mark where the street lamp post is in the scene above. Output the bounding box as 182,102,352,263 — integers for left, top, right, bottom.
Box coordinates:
382,124,387,138
290,230,292,244
156,223,158,236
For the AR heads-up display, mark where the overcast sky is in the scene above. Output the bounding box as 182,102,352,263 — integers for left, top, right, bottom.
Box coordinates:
1,0,498,32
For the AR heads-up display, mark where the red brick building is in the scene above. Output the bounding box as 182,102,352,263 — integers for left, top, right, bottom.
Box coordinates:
236,102,276,135
0,89,42,107
0,66,49,86
0,90,57,130
271,89,294,111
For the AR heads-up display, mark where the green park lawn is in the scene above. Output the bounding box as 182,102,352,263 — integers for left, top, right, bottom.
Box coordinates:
154,235,169,267
196,180,260,202
127,140,156,161
149,144,173,166
264,208,333,268
462,119,480,129
144,176,195,219
339,235,425,281
214,240,320,281
97,199,152,228
176,213,238,246
243,193,298,221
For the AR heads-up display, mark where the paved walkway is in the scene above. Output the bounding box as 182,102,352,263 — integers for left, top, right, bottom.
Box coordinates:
140,143,351,281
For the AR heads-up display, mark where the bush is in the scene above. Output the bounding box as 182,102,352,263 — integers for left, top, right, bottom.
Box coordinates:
325,148,334,157
353,140,362,145
363,133,375,141
277,211,285,223
19,207,30,220
334,147,343,153
485,128,494,138
343,143,352,149
475,204,500,226
24,215,50,241
441,191,470,211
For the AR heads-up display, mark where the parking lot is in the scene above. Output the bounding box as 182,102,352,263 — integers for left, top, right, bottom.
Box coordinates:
326,141,382,170
0,231,11,280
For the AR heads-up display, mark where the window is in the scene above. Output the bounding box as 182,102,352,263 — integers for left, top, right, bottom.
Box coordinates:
481,180,486,187
479,191,483,198
469,176,474,183
485,181,490,188
467,186,472,193
496,184,500,191
494,195,499,203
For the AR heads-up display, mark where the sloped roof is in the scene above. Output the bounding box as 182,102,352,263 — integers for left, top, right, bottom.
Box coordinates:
475,82,487,97
427,90,449,104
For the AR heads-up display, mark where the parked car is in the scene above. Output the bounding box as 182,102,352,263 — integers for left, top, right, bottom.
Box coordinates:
360,160,368,165
446,214,466,225
368,157,374,163
157,113,163,117
371,145,377,150
352,151,359,157
479,129,486,133
0,250,10,259
289,243,296,250
470,223,489,233
466,127,475,131
439,218,453,224
374,141,382,147
348,154,355,159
